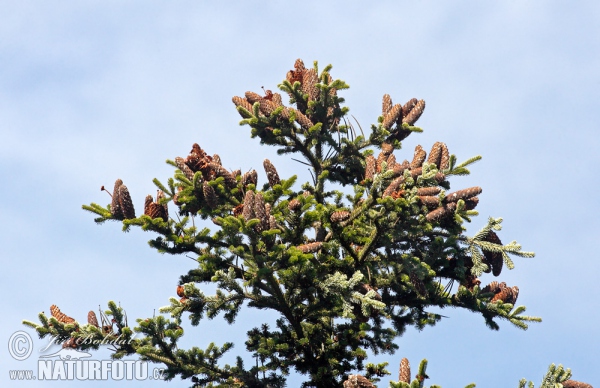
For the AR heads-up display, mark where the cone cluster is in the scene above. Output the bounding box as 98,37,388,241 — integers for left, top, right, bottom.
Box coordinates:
343,374,375,388
381,94,426,141
144,191,169,220
482,281,519,304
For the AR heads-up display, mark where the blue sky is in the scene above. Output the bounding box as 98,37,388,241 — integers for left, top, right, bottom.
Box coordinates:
1,2,598,387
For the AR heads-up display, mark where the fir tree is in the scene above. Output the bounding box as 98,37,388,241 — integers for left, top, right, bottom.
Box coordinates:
24,59,593,388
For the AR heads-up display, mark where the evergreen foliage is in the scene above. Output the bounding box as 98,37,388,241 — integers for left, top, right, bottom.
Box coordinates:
24,59,592,387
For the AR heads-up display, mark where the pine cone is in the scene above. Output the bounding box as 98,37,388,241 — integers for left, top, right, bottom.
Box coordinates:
297,242,322,253
483,231,503,276
402,99,425,125
386,154,397,170
382,94,393,116
245,91,263,104
365,155,376,180
411,145,427,169
87,311,99,327
344,375,375,388
176,285,185,297
376,151,388,173
271,92,283,106
118,184,135,219
409,271,427,297
212,154,222,166
243,190,255,221
482,281,501,294
301,68,319,102
445,187,482,202
440,142,450,170
211,163,236,188
269,215,277,230
293,109,314,129
259,99,279,116
426,203,456,222
464,197,479,210
263,159,281,187
399,357,411,383
418,195,439,209
288,199,301,212
383,176,405,198
254,192,268,232
157,190,168,218
232,96,254,118
175,157,195,180
401,98,418,117
562,380,593,388
242,170,258,187
50,305,75,324
382,104,402,130
203,182,218,209
427,142,444,167
392,160,410,176
111,179,124,219
417,187,441,196
331,211,350,223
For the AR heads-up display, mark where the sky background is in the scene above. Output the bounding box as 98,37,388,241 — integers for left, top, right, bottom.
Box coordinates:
1,1,599,387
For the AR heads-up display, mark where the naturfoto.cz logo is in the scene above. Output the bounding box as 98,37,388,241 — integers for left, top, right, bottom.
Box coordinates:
8,330,165,381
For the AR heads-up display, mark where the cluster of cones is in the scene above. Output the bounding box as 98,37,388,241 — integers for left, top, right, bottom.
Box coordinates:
381,94,426,142
105,180,135,220
366,141,480,224
342,357,421,387
232,58,341,130
48,305,117,349
482,281,519,304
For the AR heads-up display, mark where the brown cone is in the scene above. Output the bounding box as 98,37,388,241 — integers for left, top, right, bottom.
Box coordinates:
427,142,443,167
445,187,482,203
419,195,439,209
383,176,405,198
50,305,75,324
243,190,255,221
111,179,124,219
483,231,503,276
254,192,268,232
263,159,281,187
376,151,388,173
411,145,427,169
399,357,411,383
288,199,301,212
118,185,135,219
175,157,195,180
382,94,393,116
402,99,426,125
364,155,376,180
409,272,427,297
301,68,319,102
232,96,254,118
417,187,441,196
426,203,457,222
464,197,479,210
440,143,450,170
330,211,351,223
87,311,99,327
562,380,593,388
242,170,258,187
401,98,418,117
344,374,375,388
382,104,403,130
298,242,322,253
245,91,263,104
203,182,217,209
293,109,314,129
